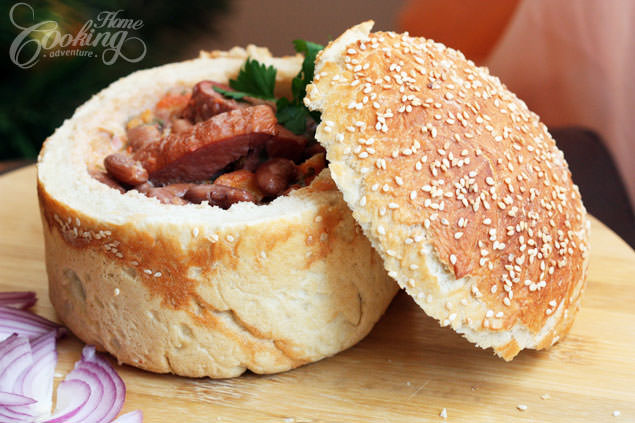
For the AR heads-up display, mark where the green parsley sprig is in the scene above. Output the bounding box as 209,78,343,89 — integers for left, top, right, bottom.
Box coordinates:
213,40,324,134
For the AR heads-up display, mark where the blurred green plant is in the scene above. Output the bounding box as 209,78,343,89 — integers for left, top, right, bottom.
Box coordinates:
1,0,229,160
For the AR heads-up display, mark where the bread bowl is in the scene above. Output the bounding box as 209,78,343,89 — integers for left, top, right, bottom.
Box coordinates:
37,46,398,378
305,22,591,360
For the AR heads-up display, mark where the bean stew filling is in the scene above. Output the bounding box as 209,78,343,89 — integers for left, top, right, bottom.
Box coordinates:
92,81,326,209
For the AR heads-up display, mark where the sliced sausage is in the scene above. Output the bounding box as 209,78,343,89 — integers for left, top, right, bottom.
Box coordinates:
266,125,308,163
134,105,278,185
255,158,298,197
126,124,161,151
104,153,148,186
171,118,193,134
181,81,245,123
184,184,255,209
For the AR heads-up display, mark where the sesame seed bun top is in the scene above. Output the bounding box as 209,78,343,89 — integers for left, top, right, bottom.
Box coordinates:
305,21,590,360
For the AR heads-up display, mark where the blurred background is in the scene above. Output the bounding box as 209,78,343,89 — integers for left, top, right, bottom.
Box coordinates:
1,0,632,245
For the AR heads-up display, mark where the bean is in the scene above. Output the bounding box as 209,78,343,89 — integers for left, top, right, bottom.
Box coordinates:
145,187,187,205
255,158,298,197
126,124,161,151
89,169,125,193
104,153,148,186
184,184,255,209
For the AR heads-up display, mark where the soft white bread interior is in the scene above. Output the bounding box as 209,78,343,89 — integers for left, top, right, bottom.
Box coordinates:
305,22,590,360
37,46,398,377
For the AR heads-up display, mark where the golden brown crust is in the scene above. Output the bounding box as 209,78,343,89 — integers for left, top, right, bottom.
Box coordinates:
38,47,398,377
305,22,590,359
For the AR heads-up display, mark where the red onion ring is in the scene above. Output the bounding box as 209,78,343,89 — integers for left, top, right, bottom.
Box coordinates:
0,334,33,393
44,379,91,423
111,410,144,423
0,306,65,342
0,392,35,406
0,292,36,310
0,335,36,422
16,332,57,418
80,346,126,423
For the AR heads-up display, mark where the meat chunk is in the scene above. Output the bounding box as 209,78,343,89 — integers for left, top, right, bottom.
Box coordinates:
265,125,308,162
134,105,278,185
181,81,244,123
255,158,298,197
104,153,148,186
214,169,264,202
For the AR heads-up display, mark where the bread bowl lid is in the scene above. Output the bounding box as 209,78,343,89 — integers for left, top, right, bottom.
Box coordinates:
304,22,590,359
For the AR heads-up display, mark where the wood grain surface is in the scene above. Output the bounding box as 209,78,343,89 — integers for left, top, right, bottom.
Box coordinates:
1,166,634,422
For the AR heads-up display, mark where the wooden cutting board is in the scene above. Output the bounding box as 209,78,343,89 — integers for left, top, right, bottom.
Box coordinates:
1,165,634,422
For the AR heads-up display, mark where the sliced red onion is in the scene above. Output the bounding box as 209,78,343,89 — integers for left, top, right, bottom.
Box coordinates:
0,306,65,342
0,292,36,310
43,379,91,423
0,334,33,393
111,410,143,423
15,331,57,418
0,291,142,423
0,392,35,406
0,407,34,423
76,346,125,423
45,345,127,423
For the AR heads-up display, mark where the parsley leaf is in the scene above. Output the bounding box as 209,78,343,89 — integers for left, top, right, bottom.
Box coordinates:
275,97,308,134
213,40,323,134
212,87,249,101
275,39,324,134
291,40,323,100
214,58,277,101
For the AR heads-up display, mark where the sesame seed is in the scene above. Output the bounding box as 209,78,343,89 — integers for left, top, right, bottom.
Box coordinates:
395,176,404,186
144,269,152,275
440,408,448,419
114,288,120,296
454,232,463,239
154,272,162,278
377,225,386,235
517,404,527,411
612,410,621,417
450,254,457,265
